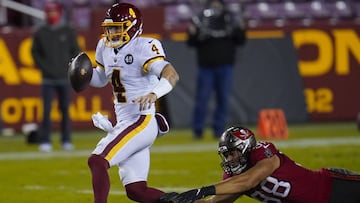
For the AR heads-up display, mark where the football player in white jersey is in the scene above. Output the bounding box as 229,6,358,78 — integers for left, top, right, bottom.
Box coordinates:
87,3,179,203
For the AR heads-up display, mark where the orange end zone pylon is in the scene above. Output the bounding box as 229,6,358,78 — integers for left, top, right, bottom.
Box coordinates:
257,108,289,139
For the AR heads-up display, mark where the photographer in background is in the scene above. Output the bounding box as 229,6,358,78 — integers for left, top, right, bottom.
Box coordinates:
187,0,246,140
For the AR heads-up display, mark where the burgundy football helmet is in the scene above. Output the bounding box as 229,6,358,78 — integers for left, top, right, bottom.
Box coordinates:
102,3,143,48
218,126,256,175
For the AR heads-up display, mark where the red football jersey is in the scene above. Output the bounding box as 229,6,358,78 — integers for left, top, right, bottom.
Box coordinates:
223,141,332,203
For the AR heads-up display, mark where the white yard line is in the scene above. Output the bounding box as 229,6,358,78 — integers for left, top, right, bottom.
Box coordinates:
0,136,359,161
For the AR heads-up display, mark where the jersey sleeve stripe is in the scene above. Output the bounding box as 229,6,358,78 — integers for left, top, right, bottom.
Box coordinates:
96,60,105,70
142,56,165,73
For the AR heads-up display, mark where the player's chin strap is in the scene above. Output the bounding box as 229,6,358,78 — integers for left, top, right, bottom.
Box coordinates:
92,112,114,132
151,77,173,99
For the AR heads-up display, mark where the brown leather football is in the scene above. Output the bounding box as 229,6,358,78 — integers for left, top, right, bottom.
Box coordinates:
68,52,93,92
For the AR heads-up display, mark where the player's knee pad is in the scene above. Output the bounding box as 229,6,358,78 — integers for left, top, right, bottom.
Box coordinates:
87,154,109,169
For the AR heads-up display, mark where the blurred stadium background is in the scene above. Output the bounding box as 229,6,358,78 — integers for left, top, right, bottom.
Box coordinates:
1,0,360,202
2,0,360,133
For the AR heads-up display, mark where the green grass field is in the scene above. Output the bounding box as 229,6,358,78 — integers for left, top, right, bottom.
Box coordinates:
1,122,360,203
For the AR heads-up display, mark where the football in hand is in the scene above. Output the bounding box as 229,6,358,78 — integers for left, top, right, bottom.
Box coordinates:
68,52,93,92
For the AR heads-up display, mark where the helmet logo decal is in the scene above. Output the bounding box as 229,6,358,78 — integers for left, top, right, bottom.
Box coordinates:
233,128,249,140
129,8,136,18
233,130,242,137
124,54,133,64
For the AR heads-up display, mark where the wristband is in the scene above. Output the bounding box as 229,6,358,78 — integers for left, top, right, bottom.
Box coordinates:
152,77,173,99
201,185,216,196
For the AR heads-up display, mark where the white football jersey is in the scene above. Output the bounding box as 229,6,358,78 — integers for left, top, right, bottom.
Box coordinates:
94,36,169,121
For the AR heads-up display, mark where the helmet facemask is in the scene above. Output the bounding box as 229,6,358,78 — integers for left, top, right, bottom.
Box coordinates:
219,143,250,175
102,19,141,48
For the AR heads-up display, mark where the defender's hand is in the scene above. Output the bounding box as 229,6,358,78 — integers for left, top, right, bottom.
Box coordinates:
159,192,179,203
174,186,216,203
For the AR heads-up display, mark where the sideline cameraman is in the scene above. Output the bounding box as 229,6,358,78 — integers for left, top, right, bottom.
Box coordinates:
187,0,246,140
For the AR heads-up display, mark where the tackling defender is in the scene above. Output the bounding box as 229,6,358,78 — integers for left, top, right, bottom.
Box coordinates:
161,127,360,203
85,3,179,203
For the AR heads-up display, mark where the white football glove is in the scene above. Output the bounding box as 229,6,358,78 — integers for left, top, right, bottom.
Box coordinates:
92,112,113,132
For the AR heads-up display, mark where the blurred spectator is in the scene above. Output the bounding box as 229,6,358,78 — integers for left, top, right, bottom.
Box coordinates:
31,1,81,152
187,0,246,140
